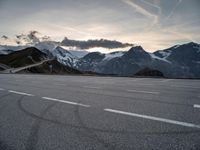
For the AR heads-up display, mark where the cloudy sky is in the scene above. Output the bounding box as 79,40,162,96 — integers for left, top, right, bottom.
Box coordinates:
0,0,200,51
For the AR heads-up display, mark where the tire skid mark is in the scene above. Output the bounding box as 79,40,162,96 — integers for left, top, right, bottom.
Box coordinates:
0,93,11,101
1,81,195,107
73,102,116,150
0,93,12,113
17,98,200,136
18,96,57,150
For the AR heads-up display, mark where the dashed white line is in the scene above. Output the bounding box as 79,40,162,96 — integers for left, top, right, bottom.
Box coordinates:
83,86,101,89
104,108,200,129
8,90,34,96
194,104,200,109
0,88,5,91
42,97,90,107
127,89,159,95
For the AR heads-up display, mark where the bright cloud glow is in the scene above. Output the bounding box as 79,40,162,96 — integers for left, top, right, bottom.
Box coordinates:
0,0,200,52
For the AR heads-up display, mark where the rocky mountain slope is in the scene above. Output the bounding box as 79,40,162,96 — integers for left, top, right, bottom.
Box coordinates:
0,31,200,78
75,43,200,78
0,47,82,74
0,47,47,68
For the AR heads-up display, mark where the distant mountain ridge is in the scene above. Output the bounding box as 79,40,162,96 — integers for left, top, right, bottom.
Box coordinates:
0,31,200,78
0,47,82,74
75,42,200,78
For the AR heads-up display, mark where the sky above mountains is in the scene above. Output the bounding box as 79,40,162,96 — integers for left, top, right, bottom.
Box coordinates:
0,0,200,51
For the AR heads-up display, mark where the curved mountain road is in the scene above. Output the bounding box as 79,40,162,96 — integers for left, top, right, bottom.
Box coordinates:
0,59,51,73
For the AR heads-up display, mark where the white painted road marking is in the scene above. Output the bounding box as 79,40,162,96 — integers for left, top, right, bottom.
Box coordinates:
127,89,159,95
83,86,101,89
0,88,5,91
104,108,200,129
42,97,90,107
194,104,200,109
8,90,34,96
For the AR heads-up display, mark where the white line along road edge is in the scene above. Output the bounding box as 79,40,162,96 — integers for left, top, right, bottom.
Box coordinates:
194,104,200,109
127,89,159,95
0,88,5,91
8,90,34,96
42,97,90,108
104,108,200,129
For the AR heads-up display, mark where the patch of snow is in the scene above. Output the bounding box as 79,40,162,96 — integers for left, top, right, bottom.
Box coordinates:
158,51,171,58
0,50,7,55
150,53,171,64
60,46,89,58
60,46,127,58
103,52,124,60
52,46,79,67
173,45,180,49
35,41,58,52
0,46,5,51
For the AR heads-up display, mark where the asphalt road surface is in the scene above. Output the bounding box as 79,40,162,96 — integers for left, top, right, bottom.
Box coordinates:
0,74,200,150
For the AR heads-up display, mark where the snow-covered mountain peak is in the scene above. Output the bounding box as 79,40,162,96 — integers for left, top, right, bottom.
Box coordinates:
103,51,125,60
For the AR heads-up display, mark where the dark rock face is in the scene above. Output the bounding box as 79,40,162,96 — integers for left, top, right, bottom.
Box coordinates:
76,46,152,76
76,52,105,72
122,46,151,63
82,52,105,62
1,42,200,78
75,43,200,78
0,47,82,75
0,47,47,68
152,42,200,78
135,68,164,77
26,59,82,74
